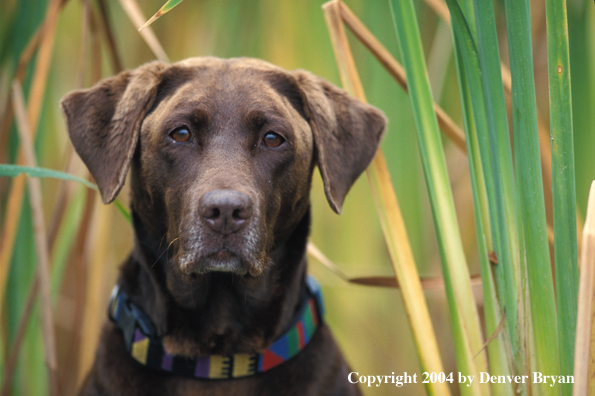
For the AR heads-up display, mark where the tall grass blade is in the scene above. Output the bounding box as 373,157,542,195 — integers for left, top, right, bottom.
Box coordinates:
139,0,185,31
62,190,97,392
388,0,487,393
424,0,570,251
338,2,466,152
322,2,450,394
471,0,523,378
46,150,83,245
503,0,560,393
545,1,579,392
0,29,40,160
423,0,551,171
308,242,482,290
0,0,63,319
113,199,131,224
0,277,38,396
366,153,451,394
1,12,122,388
573,181,595,396
75,200,113,389
0,164,98,190
2,182,86,395
89,7,102,84
117,0,170,62
27,0,61,133
423,0,450,22
0,174,26,310
12,80,59,396
78,0,91,88
445,1,514,393
3,206,45,395
97,0,123,74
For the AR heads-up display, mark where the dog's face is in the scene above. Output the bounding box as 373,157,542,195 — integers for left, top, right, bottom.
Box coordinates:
135,59,316,278
61,57,385,283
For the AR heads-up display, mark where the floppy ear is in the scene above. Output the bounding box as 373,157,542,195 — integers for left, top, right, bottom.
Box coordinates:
60,61,168,204
293,70,387,214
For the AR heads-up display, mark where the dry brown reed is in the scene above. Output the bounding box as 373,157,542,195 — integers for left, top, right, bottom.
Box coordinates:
11,81,60,396
573,181,595,396
117,0,170,62
0,0,64,329
338,2,467,152
308,242,482,290
322,2,451,395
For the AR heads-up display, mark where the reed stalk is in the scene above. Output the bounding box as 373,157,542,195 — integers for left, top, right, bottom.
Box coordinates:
545,2,579,394
323,2,450,394
444,0,514,393
470,0,523,380
389,0,488,393
12,80,60,396
503,0,560,394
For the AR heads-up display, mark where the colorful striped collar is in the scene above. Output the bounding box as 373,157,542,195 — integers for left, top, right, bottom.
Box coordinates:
108,275,324,379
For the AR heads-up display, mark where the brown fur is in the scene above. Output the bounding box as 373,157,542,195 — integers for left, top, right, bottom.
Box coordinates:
61,57,386,396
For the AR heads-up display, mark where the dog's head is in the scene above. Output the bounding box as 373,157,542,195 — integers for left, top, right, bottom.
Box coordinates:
61,57,385,280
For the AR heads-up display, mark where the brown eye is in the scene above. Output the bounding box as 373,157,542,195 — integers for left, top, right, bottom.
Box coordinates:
170,127,191,142
263,132,284,148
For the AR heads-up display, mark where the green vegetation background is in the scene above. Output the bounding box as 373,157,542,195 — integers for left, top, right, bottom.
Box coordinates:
0,0,593,394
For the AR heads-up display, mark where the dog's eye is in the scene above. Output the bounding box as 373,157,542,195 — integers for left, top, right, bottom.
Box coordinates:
262,132,284,148
170,127,191,143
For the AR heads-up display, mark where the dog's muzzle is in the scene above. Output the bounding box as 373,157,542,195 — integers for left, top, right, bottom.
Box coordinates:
198,189,253,235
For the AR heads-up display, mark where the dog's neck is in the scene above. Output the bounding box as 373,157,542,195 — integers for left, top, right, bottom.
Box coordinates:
120,209,311,358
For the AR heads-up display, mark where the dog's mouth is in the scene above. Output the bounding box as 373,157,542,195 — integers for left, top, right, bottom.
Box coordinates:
199,249,245,274
173,216,271,279
176,247,266,278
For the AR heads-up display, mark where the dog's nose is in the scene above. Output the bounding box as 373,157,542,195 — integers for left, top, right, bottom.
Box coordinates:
199,189,253,235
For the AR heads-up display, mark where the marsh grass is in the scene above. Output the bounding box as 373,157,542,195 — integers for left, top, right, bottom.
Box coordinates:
0,0,593,395
326,0,591,395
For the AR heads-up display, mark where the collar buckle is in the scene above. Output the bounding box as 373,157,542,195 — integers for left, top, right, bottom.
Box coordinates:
109,285,158,350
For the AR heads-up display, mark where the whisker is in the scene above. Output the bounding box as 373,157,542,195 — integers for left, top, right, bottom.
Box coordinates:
152,237,178,268
158,232,167,252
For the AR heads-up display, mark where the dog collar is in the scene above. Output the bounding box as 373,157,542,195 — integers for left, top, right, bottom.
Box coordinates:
108,275,324,379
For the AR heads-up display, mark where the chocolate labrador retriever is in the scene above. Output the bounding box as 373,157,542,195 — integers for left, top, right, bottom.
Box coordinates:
61,57,385,396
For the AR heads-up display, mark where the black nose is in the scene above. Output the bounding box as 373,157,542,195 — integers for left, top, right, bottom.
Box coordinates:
198,189,253,235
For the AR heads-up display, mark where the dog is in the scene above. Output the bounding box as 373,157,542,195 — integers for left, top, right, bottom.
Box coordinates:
61,57,386,396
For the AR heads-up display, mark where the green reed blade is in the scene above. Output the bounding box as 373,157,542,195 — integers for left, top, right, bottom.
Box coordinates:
0,164,98,190
471,0,524,378
389,0,487,394
446,1,514,393
503,0,560,394
545,0,579,394
139,0,185,30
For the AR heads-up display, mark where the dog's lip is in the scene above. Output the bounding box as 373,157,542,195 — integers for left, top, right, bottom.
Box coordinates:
179,249,249,276
211,250,234,261
204,250,247,274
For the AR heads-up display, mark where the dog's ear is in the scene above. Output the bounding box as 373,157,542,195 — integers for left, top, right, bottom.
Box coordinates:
293,71,387,214
60,61,168,204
